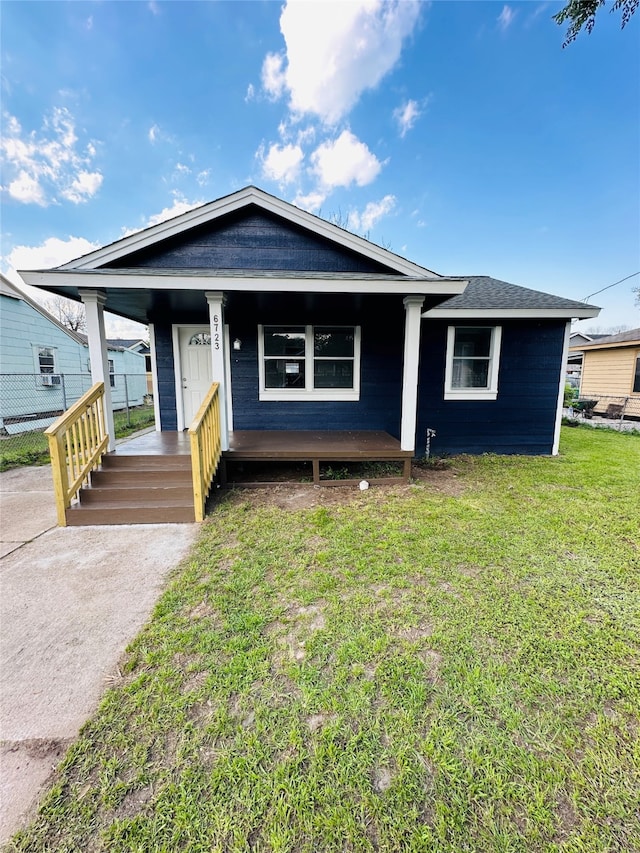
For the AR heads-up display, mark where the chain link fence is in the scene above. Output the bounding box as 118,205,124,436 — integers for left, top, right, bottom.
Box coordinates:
564,393,640,432
0,373,154,469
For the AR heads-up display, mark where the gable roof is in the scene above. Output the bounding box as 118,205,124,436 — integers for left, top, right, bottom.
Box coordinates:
423,276,600,319
55,186,440,279
573,328,640,350
0,273,86,344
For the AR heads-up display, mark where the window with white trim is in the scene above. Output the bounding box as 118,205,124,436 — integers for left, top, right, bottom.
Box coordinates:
444,326,502,400
259,325,360,401
108,358,115,388
37,346,56,375
633,354,640,394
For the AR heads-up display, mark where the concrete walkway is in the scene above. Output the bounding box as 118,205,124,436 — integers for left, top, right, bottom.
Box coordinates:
0,462,198,844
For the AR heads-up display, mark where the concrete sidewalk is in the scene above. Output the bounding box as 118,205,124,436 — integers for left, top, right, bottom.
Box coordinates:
0,463,198,844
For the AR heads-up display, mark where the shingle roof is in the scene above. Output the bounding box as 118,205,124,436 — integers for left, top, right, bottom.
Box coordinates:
578,328,640,347
436,276,594,312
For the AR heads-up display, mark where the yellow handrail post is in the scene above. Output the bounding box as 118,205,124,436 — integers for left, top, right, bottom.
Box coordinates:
188,382,222,522
47,431,70,527
44,382,110,526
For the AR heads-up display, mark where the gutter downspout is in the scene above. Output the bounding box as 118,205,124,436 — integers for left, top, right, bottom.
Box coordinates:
552,320,572,456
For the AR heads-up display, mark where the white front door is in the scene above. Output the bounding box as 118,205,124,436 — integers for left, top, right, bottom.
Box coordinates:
178,327,213,427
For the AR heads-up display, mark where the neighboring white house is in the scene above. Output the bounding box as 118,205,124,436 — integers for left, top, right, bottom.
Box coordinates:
0,275,147,434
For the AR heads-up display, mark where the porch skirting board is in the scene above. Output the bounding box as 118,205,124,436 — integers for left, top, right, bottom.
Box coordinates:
221,430,413,486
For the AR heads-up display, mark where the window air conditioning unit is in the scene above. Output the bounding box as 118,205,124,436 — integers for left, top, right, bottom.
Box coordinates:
41,374,61,387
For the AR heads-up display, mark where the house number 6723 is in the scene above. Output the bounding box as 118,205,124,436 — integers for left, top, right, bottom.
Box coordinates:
212,314,221,350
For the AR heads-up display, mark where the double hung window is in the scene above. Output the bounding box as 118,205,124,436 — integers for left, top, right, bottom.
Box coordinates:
444,326,501,400
37,346,56,375
259,325,360,400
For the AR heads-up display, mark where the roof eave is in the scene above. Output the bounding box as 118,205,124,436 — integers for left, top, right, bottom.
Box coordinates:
19,269,468,297
422,307,601,320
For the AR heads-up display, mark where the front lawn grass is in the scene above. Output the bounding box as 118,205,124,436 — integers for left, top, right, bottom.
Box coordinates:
9,427,639,852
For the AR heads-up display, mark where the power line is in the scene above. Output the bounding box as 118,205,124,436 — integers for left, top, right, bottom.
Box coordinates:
582,271,640,302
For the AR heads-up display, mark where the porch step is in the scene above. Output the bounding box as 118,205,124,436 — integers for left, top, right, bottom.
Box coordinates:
65,452,196,526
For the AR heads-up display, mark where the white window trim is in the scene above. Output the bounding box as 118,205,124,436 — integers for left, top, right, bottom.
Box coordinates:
258,324,361,402
444,325,502,401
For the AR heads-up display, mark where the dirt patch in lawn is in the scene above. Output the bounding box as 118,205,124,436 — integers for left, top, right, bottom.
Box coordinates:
217,462,464,510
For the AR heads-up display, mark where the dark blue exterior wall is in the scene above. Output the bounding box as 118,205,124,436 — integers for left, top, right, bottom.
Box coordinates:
416,319,566,456
153,323,178,430
228,295,404,434
108,209,397,274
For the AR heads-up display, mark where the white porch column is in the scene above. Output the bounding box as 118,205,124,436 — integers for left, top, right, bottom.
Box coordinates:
205,291,229,451
80,289,116,451
400,295,425,452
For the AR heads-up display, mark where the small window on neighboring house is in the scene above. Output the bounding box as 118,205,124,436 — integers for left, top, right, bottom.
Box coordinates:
109,359,115,388
259,325,361,400
633,354,640,393
444,326,502,400
37,346,56,374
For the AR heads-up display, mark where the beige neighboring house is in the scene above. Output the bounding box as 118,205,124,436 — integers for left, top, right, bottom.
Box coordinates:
570,328,640,418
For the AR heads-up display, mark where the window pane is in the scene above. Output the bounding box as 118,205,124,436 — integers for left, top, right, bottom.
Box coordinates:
265,358,305,388
188,332,211,346
38,348,55,374
634,356,640,393
314,360,354,389
264,327,305,356
453,328,491,358
314,327,354,357
452,358,489,389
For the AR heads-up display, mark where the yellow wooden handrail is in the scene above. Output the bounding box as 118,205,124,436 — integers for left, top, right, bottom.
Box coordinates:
188,382,222,522
44,382,109,526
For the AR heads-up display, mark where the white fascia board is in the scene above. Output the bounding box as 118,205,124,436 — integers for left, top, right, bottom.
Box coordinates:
20,270,468,297
423,307,601,320
55,187,440,278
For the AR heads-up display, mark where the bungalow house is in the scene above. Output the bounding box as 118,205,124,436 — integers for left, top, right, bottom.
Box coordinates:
570,328,640,418
18,186,599,525
0,274,147,434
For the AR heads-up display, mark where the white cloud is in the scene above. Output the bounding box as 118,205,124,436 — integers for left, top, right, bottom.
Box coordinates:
293,190,326,213
0,107,102,206
348,195,396,232
196,169,211,186
497,5,516,31
245,83,256,102
259,142,304,184
148,123,160,143
262,52,287,100
262,0,421,124
7,170,46,205
62,170,103,203
3,236,100,286
310,130,383,189
394,99,421,138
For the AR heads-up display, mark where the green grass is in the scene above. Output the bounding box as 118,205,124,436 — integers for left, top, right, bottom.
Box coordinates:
0,405,155,471
8,427,640,852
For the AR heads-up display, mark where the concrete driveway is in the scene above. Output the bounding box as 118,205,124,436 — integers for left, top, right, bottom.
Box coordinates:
0,464,198,844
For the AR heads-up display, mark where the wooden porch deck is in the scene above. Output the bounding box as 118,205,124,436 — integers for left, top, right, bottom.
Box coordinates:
115,429,412,485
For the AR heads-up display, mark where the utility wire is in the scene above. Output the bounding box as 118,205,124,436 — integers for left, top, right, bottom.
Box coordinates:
582,271,640,302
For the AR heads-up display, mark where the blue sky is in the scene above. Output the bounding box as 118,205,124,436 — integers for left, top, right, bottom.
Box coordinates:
1,0,638,337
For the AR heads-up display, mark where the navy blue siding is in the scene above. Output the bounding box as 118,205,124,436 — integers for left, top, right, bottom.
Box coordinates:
153,323,178,430
228,296,404,434
416,320,565,456
107,209,396,274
